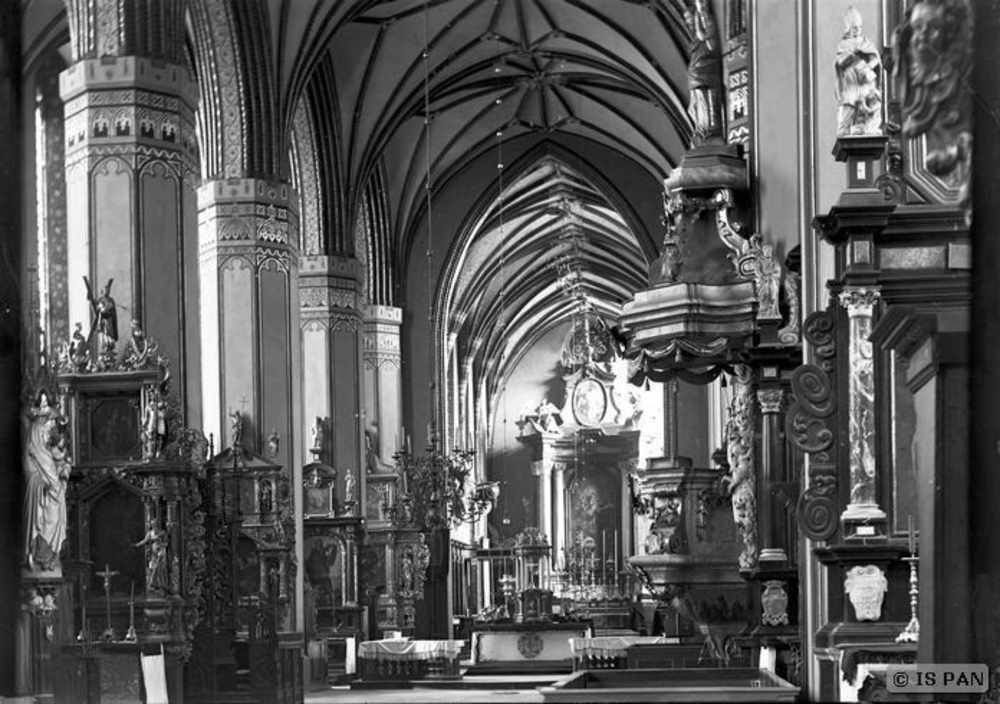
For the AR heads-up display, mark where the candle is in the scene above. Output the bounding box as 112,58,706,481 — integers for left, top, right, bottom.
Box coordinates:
614,529,619,570
908,515,916,555
602,531,607,586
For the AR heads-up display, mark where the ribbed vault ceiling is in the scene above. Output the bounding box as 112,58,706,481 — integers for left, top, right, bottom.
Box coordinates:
23,0,696,414
444,156,648,393
316,0,693,398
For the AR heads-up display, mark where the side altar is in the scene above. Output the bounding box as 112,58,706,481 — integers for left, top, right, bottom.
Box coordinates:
16,314,212,702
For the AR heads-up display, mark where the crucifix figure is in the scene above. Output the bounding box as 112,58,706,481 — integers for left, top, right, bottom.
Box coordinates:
95,563,119,641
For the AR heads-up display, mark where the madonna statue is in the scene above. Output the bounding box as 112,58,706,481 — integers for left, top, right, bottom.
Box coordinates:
23,394,72,573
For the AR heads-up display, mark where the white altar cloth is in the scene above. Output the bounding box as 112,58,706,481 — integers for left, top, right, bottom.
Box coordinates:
569,635,672,658
358,639,465,661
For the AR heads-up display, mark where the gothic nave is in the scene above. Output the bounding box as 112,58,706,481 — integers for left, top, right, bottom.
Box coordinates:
1,0,998,702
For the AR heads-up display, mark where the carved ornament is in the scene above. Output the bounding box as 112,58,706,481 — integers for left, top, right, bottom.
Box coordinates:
778,271,802,344
839,287,880,315
724,364,757,570
787,309,840,541
845,565,888,621
761,580,790,626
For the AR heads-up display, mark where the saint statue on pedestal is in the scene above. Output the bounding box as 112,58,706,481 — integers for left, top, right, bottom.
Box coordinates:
23,393,72,573
835,7,883,137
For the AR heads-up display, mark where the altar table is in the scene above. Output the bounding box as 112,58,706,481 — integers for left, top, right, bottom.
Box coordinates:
470,622,591,671
569,635,672,670
357,639,464,681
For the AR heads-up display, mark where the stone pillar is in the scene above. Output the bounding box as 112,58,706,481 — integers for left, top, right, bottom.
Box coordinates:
839,287,885,528
363,305,403,462
532,460,553,540
300,254,362,492
60,55,200,414
757,387,787,562
198,176,302,625
552,463,567,568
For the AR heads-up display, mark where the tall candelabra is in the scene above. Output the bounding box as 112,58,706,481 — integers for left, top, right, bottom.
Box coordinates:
896,554,919,643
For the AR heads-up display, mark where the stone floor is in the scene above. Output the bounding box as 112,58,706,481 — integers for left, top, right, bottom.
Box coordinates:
304,674,555,703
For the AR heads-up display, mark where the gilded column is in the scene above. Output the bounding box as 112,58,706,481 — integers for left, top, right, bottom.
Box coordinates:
301,255,362,494
839,287,885,525
60,2,199,415
757,387,787,562
363,305,404,462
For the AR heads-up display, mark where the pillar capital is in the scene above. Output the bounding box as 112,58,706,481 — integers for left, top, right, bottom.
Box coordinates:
757,388,785,414
300,255,361,332
531,459,553,479
363,305,403,370
198,178,300,270
838,287,881,315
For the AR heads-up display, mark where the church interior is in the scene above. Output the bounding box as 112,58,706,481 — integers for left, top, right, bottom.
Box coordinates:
1,0,998,701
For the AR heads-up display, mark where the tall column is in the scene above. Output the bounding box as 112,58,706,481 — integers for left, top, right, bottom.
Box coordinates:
363,305,403,462
532,460,553,539
198,177,302,625
726,364,757,571
300,255,362,489
60,21,199,416
552,463,567,568
757,387,787,562
839,287,885,529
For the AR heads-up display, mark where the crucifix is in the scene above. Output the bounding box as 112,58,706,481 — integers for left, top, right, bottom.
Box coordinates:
96,563,119,641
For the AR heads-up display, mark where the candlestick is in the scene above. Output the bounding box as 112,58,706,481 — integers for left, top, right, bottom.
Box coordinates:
124,581,137,642
77,582,90,643
907,515,916,555
614,529,619,571
896,555,920,643
602,531,607,586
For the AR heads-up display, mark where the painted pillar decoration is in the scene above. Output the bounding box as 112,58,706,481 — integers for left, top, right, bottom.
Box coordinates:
363,305,404,466
839,287,883,520
198,177,302,630
835,6,883,137
300,255,362,490
723,0,751,147
60,0,199,414
723,364,757,570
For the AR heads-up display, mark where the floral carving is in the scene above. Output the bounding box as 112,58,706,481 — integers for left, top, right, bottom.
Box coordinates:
723,364,757,570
